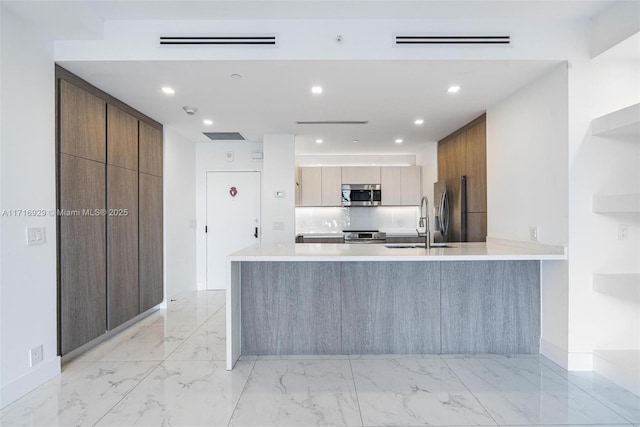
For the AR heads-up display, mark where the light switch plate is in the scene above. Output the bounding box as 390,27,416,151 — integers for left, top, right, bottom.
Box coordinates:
26,227,46,245
273,221,284,230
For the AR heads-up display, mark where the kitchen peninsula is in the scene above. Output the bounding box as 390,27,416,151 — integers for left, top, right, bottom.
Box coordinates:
225,239,566,370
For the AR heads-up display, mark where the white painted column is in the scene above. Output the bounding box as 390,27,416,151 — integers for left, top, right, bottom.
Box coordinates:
261,134,296,244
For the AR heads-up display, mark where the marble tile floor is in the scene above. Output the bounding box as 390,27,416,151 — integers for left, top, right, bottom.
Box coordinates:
1,290,639,427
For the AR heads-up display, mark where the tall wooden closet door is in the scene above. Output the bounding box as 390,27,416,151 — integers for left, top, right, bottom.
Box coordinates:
60,80,106,162
139,173,163,311
107,165,139,329
60,154,106,354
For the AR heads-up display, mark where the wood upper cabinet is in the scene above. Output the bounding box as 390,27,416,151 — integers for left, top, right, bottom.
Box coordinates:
60,154,106,354
299,167,322,206
321,167,342,206
437,114,487,242
139,173,163,312
465,120,487,213
107,104,138,170
381,167,402,205
341,166,380,184
400,166,422,205
139,121,163,176
107,165,139,330
60,80,106,163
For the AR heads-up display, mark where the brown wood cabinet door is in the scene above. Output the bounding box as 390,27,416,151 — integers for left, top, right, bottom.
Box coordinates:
60,80,106,163
139,173,163,312
107,165,139,329
107,105,138,170
467,212,487,242
139,122,163,177
465,120,487,213
60,154,106,354
438,139,454,180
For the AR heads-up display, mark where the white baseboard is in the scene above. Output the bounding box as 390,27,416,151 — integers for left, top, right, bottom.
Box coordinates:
568,352,593,371
0,356,61,409
540,338,568,369
593,350,640,396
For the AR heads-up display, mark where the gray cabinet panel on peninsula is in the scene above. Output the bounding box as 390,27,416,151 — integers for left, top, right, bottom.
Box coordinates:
241,262,341,355
239,260,540,356
342,262,440,354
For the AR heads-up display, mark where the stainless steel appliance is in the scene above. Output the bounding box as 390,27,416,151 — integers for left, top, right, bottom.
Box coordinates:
433,176,467,242
341,184,381,207
343,229,387,243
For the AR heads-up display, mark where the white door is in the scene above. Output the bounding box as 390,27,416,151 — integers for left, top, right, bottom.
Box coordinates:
206,171,261,290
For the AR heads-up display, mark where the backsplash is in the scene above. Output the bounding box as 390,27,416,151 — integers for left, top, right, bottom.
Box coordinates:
295,206,419,234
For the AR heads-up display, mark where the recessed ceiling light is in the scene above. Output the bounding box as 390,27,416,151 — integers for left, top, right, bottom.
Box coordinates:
203,119,213,126
230,73,243,80
311,86,323,94
447,85,461,93
395,138,403,144
414,119,424,125
352,139,359,143
161,87,175,95
315,139,323,144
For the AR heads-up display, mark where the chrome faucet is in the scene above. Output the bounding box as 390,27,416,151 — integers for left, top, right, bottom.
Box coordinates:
417,196,431,250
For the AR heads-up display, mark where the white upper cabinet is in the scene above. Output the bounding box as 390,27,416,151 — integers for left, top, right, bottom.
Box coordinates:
299,167,322,206
381,167,402,205
320,167,342,206
298,167,342,207
341,166,381,184
381,166,421,206
401,166,422,206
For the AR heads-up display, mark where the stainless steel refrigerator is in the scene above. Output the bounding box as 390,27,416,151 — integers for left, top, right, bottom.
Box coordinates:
434,176,467,243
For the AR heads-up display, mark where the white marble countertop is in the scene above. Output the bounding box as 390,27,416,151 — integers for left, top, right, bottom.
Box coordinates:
228,238,567,261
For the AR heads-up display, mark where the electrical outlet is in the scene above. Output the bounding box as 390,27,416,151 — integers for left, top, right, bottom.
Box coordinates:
29,344,43,367
529,226,539,242
618,224,629,240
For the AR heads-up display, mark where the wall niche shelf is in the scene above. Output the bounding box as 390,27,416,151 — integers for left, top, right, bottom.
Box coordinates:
592,103,640,137
592,193,640,213
593,273,640,302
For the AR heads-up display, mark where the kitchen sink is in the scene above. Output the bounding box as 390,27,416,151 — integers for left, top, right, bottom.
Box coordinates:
384,243,453,249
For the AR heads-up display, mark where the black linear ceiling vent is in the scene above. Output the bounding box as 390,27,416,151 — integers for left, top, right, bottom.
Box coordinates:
203,132,246,141
295,120,369,125
160,34,277,46
394,34,510,46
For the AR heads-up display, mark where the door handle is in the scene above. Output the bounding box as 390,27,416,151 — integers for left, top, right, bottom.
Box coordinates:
254,227,259,238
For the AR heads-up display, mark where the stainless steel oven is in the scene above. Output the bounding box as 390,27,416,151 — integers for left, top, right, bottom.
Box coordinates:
343,230,387,244
341,184,381,207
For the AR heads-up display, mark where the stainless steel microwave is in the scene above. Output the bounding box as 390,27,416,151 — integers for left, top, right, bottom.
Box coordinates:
341,184,381,207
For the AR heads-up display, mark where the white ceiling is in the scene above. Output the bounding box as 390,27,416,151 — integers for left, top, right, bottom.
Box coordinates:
4,1,617,39
59,59,560,155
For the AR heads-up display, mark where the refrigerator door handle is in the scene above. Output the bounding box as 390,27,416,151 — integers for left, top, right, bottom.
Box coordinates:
441,190,450,237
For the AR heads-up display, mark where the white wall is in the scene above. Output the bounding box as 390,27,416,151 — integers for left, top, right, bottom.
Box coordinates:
262,135,295,244
567,54,640,367
486,64,570,368
591,0,640,58
486,64,569,247
297,154,416,166
163,127,197,299
0,6,60,407
195,142,263,289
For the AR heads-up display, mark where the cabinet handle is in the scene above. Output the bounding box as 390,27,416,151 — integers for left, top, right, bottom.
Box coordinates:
254,227,259,238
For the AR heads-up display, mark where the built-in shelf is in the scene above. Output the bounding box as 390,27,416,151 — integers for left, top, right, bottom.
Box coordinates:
592,103,640,137
593,193,640,213
593,273,640,302
593,349,640,396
